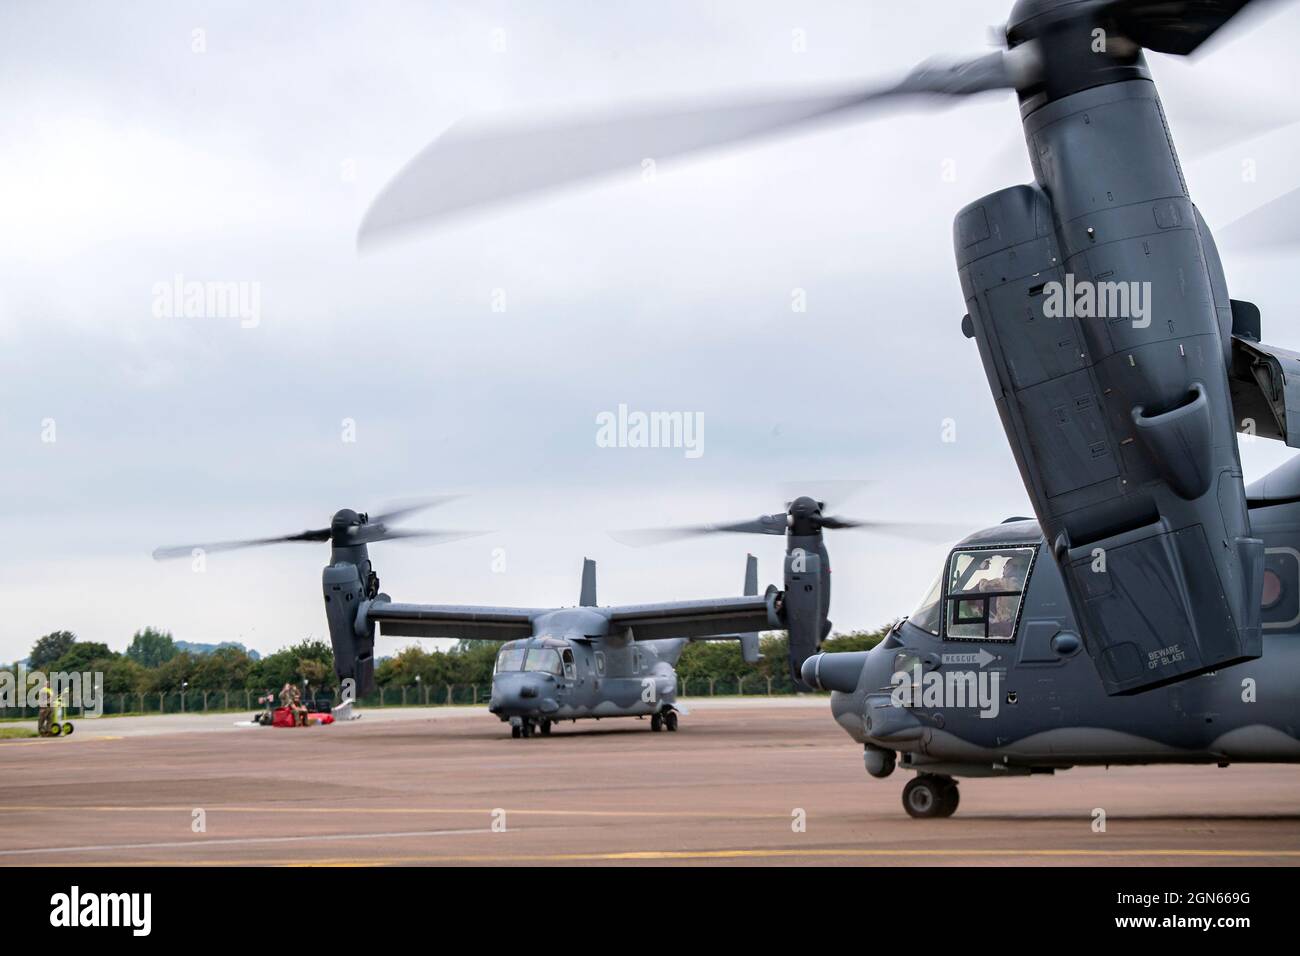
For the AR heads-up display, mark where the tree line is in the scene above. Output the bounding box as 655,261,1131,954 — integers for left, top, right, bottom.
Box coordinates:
7,624,895,695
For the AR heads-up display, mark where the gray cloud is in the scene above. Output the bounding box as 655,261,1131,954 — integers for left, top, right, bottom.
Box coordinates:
2,0,1298,659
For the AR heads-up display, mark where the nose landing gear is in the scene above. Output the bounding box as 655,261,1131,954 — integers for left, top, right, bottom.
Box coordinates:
510,717,553,739
902,774,960,818
650,709,679,733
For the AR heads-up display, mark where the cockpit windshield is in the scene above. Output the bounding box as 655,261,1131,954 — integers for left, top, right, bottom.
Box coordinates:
494,648,526,674
945,547,1035,640
524,648,563,676
909,574,943,636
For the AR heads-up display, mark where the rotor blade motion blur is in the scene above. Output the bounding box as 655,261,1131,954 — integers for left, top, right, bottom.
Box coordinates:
610,513,790,547
358,49,1035,244
612,514,962,546
152,529,330,561
1105,0,1265,55
152,497,477,560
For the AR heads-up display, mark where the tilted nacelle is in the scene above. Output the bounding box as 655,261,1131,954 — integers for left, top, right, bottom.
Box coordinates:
322,551,378,695
955,124,1263,694
781,535,832,686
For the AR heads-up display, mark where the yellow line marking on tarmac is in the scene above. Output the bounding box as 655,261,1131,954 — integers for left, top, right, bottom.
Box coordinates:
19,847,1300,867
0,736,122,747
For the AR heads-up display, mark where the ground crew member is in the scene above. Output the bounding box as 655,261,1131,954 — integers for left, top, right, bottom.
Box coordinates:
36,684,54,737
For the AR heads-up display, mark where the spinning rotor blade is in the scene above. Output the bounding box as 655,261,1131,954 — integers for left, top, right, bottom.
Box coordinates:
343,527,488,547
358,48,1037,243
152,528,330,560
777,479,874,508
612,513,962,546
610,513,789,547
365,495,464,526
818,517,970,542
152,496,477,560
1104,0,1266,56
359,0,1284,246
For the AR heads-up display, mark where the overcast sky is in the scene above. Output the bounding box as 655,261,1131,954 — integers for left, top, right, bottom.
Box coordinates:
3,0,1299,663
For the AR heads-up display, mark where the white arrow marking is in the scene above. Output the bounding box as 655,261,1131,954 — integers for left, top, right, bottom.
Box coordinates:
941,648,997,668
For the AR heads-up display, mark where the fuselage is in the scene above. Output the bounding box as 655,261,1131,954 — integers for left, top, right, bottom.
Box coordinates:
823,502,1300,775
487,608,682,723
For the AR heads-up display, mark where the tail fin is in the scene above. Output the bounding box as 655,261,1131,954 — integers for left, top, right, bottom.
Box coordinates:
740,554,762,664
580,558,597,607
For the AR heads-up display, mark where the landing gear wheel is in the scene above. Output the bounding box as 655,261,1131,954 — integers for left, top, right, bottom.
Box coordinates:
938,779,959,817
902,774,958,819
520,720,533,738
650,713,663,732
540,719,551,736
61,723,74,736
664,710,678,732
511,724,521,739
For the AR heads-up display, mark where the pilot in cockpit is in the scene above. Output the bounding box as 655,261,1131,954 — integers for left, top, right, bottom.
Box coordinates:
978,552,1031,638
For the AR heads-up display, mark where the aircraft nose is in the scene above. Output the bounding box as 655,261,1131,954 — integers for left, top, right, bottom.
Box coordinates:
801,651,870,693
490,673,547,713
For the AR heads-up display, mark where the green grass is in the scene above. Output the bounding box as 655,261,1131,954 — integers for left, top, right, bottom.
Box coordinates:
0,726,36,739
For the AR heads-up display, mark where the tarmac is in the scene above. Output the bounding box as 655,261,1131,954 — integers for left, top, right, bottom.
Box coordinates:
2,698,1298,866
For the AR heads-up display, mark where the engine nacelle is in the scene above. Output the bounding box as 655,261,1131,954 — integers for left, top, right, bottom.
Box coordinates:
783,545,827,685
955,172,1262,694
322,560,376,695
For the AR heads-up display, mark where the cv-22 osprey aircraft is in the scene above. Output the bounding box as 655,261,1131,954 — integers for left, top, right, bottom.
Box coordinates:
154,497,893,737
802,469,1300,818
353,0,1300,809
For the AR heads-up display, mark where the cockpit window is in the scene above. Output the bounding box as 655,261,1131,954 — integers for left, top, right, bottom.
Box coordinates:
524,648,563,676
909,574,942,636
494,648,526,674
944,547,1034,642
1263,547,1300,630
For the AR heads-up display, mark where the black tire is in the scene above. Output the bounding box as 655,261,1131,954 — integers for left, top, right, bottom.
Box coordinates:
511,724,521,739
938,780,960,817
665,711,678,732
650,713,663,732
62,723,74,736
540,719,551,736
902,775,952,819
49,723,62,737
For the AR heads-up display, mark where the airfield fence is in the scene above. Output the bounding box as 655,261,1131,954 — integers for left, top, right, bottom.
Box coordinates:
0,674,801,720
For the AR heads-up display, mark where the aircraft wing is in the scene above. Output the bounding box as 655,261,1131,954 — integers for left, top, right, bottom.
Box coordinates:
366,601,542,642
608,592,775,642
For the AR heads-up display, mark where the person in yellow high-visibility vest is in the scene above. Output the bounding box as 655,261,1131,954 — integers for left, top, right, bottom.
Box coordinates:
36,684,54,737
